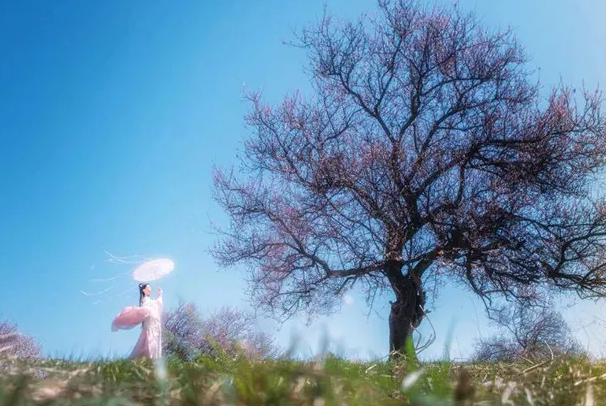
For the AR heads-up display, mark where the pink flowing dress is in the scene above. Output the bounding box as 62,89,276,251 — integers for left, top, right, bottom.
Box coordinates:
111,292,163,359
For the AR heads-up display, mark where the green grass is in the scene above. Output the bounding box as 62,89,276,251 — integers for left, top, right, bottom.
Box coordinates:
0,354,604,405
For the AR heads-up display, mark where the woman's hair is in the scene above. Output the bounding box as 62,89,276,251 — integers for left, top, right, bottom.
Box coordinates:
138,283,149,306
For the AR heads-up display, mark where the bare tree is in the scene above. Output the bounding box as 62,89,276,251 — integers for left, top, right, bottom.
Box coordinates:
163,303,279,361
473,305,583,362
0,318,42,359
212,0,606,357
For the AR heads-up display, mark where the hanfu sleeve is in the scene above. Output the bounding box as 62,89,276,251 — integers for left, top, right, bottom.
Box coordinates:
155,289,163,313
110,305,152,332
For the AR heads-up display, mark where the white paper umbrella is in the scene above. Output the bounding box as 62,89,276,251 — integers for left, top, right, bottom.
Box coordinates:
132,259,174,282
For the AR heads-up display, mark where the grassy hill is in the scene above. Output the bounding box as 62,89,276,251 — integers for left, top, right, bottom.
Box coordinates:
0,354,602,405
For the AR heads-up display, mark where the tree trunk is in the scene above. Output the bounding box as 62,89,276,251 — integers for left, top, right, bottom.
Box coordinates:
388,275,425,359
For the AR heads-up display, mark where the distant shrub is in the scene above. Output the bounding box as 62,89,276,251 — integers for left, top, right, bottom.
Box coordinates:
163,302,280,362
0,318,43,360
472,304,584,362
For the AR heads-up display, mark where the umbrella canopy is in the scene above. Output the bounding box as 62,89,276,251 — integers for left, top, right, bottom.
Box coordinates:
133,259,174,282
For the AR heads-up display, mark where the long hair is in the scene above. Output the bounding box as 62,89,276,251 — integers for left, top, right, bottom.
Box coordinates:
138,283,149,306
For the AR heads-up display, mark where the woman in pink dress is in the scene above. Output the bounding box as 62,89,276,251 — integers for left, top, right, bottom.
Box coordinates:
111,283,163,359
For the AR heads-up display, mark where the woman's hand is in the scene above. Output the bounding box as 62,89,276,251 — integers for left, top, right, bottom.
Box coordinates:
157,287,163,297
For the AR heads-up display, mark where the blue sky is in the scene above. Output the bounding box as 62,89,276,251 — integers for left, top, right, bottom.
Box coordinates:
0,0,604,361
